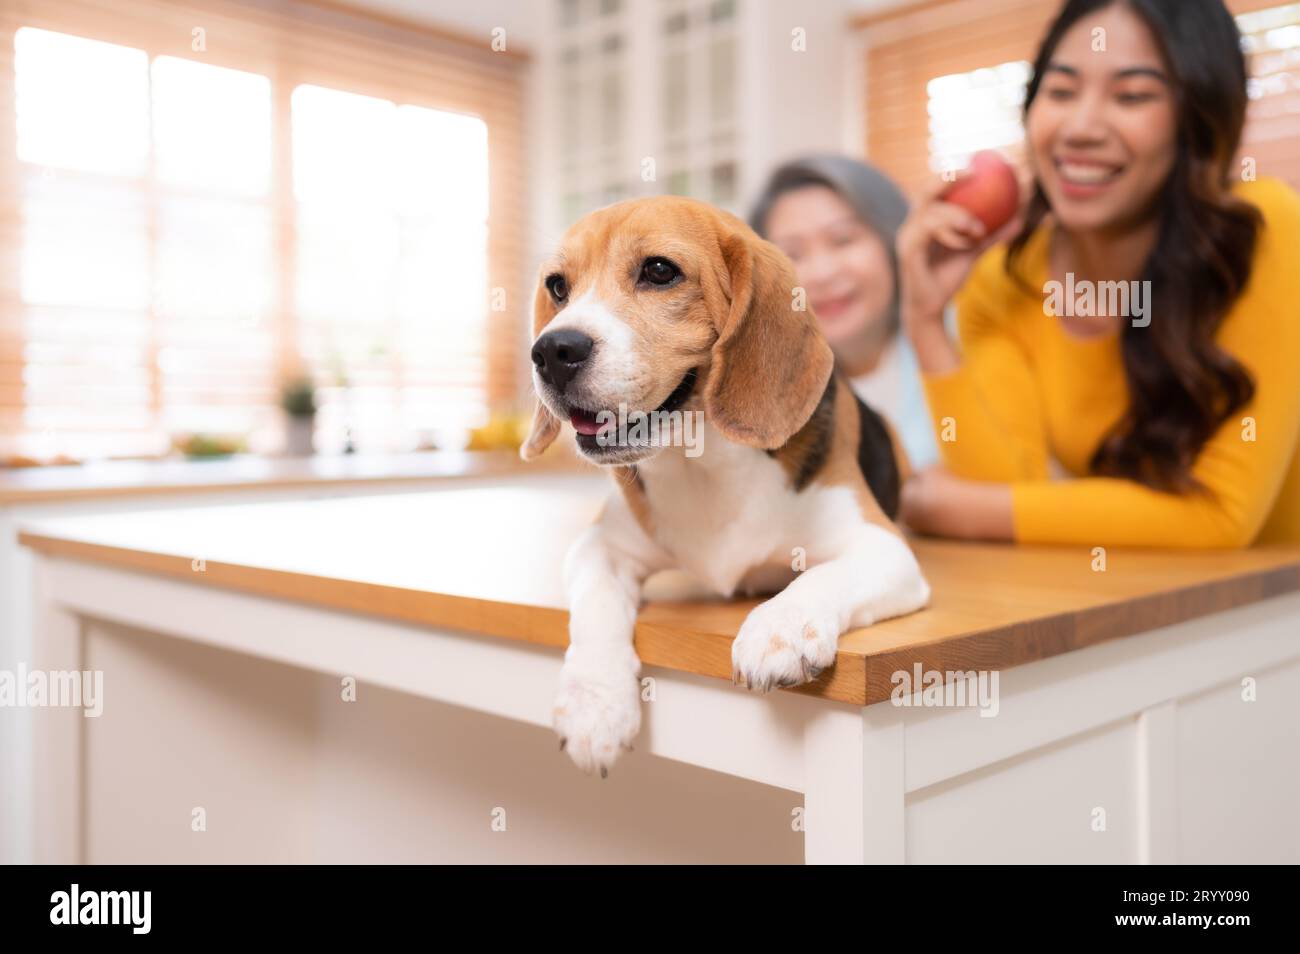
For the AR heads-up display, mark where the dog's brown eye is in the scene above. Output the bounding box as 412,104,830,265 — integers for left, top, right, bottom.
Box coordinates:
640,257,681,287
545,273,568,303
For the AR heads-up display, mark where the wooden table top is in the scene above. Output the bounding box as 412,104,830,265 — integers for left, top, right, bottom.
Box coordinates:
18,475,1300,705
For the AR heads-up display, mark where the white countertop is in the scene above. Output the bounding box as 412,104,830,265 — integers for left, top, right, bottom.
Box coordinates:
0,449,582,505
17,474,608,608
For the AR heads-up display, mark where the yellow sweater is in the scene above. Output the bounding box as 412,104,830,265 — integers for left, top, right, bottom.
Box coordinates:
922,176,1300,547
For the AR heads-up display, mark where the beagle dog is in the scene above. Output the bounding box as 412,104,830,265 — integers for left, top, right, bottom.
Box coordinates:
523,195,931,776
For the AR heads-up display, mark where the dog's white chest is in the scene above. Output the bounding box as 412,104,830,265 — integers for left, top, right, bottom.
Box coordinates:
636,431,798,596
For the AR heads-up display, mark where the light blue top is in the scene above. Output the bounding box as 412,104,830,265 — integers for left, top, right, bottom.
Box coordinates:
891,334,939,470
845,325,947,472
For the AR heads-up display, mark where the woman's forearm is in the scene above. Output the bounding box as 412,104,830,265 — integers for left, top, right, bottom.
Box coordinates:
901,468,1014,541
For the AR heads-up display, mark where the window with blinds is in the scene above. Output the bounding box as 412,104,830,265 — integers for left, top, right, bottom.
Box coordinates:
0,0,526,462
926,59,1031,176
1239,2,1300,178
860,0,1300,196
290,83,489,454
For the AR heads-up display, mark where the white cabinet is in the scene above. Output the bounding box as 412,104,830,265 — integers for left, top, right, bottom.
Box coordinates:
531,0,854,239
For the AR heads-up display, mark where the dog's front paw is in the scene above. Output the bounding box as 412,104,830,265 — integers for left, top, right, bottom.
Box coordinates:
553,653,641,777
731,599,840,693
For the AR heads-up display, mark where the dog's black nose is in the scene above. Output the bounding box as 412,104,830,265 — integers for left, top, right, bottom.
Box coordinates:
531,329,593,392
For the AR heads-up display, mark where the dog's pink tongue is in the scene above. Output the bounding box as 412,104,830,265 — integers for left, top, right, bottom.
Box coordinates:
570,409,604,436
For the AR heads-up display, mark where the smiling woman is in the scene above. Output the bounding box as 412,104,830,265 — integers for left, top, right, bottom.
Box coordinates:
749,155,939,470
896,0,1300,548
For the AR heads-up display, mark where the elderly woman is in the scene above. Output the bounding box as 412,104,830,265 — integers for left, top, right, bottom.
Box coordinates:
750,155,938,468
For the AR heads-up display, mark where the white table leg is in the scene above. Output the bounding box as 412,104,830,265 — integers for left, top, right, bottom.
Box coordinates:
32,556,84,864
802,702,905,864
1136,700,1179,864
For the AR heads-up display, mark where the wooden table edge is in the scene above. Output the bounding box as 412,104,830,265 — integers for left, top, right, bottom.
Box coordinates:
18,531,1300,707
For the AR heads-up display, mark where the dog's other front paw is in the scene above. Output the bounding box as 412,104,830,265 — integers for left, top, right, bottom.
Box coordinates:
731,599,840,693
553,652,641,777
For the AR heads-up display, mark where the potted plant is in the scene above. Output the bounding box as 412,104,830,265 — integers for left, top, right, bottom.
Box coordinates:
280,374,317,456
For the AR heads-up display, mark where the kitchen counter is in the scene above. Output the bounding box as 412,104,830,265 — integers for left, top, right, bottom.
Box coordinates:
0,447,581,866
16,479,1300,863
17,481,1300,703
0,449,578,505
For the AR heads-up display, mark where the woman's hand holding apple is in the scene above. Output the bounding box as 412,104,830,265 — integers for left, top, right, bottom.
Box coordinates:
896,150,1026,373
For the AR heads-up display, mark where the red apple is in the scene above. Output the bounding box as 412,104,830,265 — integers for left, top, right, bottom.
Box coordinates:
940,150,1021,233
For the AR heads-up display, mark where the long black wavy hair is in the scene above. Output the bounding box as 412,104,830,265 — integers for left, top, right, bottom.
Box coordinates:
1008,0,1261,492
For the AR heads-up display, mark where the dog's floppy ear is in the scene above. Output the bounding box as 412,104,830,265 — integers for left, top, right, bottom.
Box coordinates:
704,231,834,449
520,399,560,461
521,275,564,461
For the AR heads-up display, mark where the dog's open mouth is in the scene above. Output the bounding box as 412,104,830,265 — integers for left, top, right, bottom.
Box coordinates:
570,368,697,453
568,408,608,438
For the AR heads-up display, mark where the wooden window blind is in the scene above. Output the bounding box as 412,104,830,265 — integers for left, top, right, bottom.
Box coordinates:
0,0,528,460
858,0,1300,197
1237,1,1300,182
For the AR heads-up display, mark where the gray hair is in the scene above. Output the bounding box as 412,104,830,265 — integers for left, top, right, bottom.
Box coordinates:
749,155,909,331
